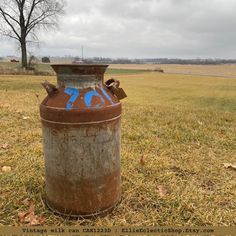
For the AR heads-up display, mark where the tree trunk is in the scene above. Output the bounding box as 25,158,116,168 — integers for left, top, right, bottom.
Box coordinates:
21,39,27,69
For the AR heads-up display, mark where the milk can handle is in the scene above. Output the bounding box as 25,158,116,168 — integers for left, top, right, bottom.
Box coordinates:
41,80,58,97
105,78,120,89
105,78,127,100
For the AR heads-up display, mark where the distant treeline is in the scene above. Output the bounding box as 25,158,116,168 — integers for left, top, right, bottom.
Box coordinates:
76,57,236,65
2,56,236,65
143,58,236,65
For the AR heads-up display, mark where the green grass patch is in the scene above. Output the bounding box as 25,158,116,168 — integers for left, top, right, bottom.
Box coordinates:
105,68,148,75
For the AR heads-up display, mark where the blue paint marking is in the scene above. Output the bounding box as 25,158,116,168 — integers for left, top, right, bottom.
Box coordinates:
100,87,114,105
84,90,105,108
64,87,79,110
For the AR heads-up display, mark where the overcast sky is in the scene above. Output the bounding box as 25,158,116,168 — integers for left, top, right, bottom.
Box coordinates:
1,0,236,58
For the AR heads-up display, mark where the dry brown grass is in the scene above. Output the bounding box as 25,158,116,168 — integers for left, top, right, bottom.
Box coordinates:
0,71,236,226
0,64,53,76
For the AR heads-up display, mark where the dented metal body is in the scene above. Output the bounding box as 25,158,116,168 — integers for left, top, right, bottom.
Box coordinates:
40,65,121,217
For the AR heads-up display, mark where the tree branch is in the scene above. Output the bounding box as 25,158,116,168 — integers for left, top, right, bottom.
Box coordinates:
26,11,57,35
0,7,20,25
0,7,20,39
26,0,44,28
2,32,19,40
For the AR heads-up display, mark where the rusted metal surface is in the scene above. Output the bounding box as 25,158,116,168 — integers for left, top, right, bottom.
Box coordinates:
40,64,124,217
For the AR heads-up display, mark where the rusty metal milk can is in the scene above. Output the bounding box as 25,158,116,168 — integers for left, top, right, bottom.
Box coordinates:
40,64,126,217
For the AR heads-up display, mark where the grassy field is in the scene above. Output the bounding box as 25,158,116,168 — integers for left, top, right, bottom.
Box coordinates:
109,64,236,78
0,61,148,75
0,70,236,226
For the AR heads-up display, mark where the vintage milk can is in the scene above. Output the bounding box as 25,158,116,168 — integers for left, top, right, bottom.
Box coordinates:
40,64,126,217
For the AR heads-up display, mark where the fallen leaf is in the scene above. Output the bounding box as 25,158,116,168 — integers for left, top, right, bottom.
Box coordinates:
18,212,27,220
18,203,45,226
22,116,30,120
157,185,167,198
223,163,236,170
2,166,12,172
223,163,231,168
25,213,45,226
1,104,10,108
155,136,160,142
28,204,35,214
196,141,201,146
22,198,30,206
1,143,11,149
16,109,23,113
140,155,145,165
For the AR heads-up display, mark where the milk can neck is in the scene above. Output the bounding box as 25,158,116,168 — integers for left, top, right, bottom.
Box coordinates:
57,74,104,88
50,64,109,89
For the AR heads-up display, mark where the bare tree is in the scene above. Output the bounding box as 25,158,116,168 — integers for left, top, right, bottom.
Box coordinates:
0,0,64,69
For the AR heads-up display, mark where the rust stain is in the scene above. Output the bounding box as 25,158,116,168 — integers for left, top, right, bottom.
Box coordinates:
45,169,121,216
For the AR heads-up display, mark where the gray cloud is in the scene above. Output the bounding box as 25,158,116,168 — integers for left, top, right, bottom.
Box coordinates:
1,0,236,58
